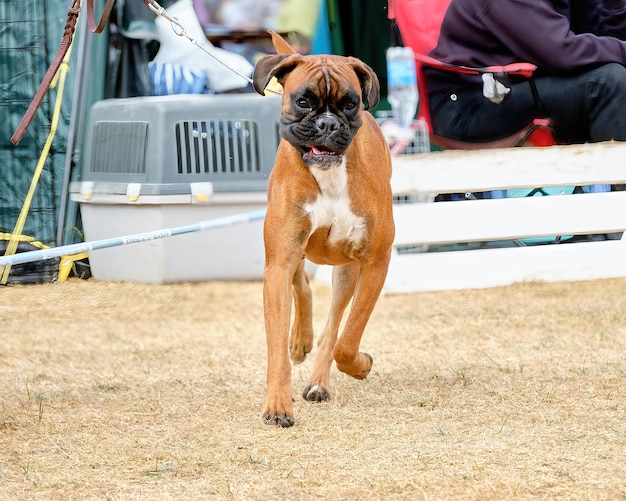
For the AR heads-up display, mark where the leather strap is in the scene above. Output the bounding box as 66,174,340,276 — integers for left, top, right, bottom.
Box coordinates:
86,0,117,34
11,0,118,145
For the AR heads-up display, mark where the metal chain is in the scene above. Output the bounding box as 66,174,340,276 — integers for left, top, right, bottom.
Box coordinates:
143,0,282,95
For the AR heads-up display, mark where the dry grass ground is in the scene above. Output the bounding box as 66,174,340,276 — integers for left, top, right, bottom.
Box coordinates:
1,277,625,500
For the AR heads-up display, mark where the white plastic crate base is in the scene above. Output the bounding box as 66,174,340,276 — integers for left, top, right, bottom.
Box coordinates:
71,94,282,283
71,184,267,283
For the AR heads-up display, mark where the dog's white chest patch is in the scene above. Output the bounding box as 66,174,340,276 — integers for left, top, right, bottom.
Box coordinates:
304,160,366,244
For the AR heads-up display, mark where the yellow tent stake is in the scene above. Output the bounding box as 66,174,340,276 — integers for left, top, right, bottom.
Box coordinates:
58,252,89,282
1,16,77,285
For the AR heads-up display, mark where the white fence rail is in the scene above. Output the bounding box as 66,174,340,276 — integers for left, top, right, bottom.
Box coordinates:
315,141,626,293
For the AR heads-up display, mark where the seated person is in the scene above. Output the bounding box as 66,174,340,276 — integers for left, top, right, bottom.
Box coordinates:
425,0,626,144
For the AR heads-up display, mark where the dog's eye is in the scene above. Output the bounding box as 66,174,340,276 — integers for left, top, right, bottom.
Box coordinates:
296,98,310,109
342,100,360,116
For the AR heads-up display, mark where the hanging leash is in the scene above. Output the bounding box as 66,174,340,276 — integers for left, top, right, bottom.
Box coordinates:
86,0,116,33
10,0,85,145
11,0,281,145
2,1,84,283
11,0,116,145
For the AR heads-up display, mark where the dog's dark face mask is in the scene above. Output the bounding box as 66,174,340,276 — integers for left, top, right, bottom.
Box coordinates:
253,54,381,169
280,82,363,168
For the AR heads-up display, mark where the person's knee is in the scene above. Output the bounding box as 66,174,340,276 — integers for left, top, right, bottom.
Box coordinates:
592,63,626,93
587,63,626,114
587,63,626,141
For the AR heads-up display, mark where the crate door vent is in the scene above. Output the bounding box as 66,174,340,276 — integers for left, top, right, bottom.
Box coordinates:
90,121,148,174
175,120,261,176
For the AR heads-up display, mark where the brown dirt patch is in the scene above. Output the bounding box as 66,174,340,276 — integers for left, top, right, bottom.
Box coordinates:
1,278,625,500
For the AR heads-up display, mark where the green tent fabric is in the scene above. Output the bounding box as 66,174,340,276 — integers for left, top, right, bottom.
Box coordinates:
326,0,345,56
1,0,107,257
326,0,395,110
0,0,78,247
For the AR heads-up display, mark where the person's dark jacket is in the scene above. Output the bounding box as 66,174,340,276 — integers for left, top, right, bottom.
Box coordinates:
426,0,626,94
571,0,626,37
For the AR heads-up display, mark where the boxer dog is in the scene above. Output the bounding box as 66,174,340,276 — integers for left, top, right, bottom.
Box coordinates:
252,31,394,427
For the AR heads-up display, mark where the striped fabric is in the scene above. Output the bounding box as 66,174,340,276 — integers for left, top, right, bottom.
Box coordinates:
149,62,211,95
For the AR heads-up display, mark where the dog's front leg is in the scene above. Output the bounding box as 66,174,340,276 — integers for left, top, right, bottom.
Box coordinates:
262,259,298,427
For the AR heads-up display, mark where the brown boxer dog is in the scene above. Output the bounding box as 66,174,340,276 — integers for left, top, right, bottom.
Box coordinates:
252,31,394,427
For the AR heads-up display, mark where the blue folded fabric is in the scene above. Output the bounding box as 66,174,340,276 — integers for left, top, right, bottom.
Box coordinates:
149,61,211,95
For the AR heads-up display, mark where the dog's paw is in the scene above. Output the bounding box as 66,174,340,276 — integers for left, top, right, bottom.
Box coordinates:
262,411,295,428
289,325,314,364
261,394,295,427
289,339,313,364
302,384,331,402
335,352,373,380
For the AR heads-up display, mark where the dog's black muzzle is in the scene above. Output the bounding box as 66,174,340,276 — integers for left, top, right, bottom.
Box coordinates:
283,112,357,169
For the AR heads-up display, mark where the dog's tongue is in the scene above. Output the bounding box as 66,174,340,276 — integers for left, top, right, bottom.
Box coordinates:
310,145,334,155
303,144,343,166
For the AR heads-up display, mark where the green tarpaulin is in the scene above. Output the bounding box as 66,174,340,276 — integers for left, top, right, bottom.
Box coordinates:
1,1,80,246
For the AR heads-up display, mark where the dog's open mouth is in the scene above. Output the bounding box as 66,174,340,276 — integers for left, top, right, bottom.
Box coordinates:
304,145,340,158
302,145,343,165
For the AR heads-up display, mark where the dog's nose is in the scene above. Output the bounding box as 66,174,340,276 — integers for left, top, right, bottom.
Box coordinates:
315,114,340,134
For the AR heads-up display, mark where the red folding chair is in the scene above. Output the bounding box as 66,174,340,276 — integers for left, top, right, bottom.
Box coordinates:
388,0,558,150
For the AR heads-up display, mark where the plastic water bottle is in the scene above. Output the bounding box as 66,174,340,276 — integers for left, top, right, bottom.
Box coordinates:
386,46,419,129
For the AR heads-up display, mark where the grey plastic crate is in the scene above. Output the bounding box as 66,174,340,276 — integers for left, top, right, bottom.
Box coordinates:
81,94,281,192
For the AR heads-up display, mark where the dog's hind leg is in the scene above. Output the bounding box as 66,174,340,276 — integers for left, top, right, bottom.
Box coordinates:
333,253,391,380
290,259,314,364
302,262,359,402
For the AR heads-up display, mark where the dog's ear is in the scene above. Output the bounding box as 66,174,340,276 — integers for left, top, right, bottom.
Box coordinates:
349,60,381,110
252,54,301,96
268,29,298,55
